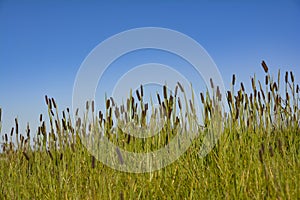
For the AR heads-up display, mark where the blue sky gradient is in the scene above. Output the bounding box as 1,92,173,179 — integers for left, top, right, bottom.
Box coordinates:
0,0,299,135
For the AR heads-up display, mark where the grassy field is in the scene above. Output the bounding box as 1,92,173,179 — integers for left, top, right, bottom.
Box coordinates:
0,61,299,199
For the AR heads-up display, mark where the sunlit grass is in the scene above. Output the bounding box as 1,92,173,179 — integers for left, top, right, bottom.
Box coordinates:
0,61,299,199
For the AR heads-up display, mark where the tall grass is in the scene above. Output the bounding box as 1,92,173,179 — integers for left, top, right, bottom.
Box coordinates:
0,61,299,199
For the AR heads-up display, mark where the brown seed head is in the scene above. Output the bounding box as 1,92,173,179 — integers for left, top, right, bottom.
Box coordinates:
157,93,161,105
177,82,184,92
51,98,57,109
200,92,205,104
178,97,182,110
140,84,144,97
210,78,214,89
106,99,110,109
261,60,269,73
232,74,236,86
290,71,294,83
45,95,49,105
136,90,141,101
227,91,232,104
86,101,89,110
217,86,222,101
174,85,178,97
241,82,245,92
15,118,18,134
92,100,95,113
62,111,66,119
273,83,278,91
48,150,53,160
163,85,167,99
91,155,95,169
251,77,256,90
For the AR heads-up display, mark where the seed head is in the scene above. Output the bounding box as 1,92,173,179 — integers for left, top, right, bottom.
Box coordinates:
48,150,53,160
140,84,144,97
92,100,95,113
106,99,110,109
232,74,236,86
210,78,214,89
157,93,161,105
177,82,184,92
51,98,57,109
163,85,167,99
86,101,89,110
200,92,205,104
251,78,255,90
45,95,49,105
23,151,30,161
15,118,18,134
227,91,232,104
178,97,182,110
136,89,141,101
289,71,295,83
241,82,245,92
91,155,95,169
174,85,178,97
261,60,269,73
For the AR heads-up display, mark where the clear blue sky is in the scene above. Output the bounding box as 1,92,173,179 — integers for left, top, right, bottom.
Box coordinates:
0,0,299,136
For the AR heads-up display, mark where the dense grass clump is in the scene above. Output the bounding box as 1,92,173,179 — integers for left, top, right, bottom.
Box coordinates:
0,61,299,199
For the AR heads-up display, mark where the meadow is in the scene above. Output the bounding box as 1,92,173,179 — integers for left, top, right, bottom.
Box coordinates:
0,61,299,199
